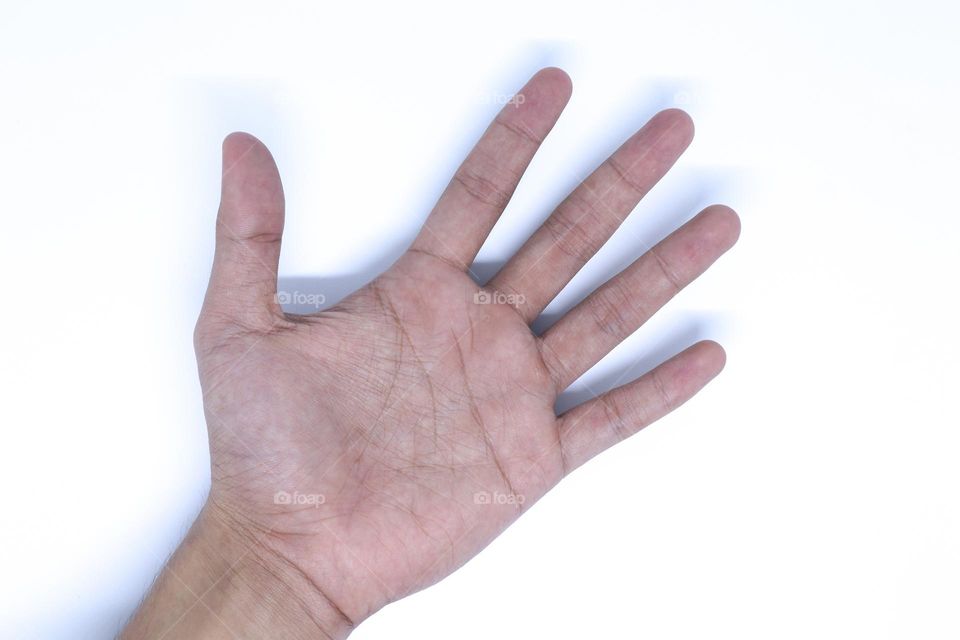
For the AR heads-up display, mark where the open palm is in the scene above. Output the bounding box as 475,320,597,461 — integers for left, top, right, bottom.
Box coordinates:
194,68,740,630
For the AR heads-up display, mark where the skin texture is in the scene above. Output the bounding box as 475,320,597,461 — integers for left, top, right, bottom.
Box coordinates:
122,68,740,639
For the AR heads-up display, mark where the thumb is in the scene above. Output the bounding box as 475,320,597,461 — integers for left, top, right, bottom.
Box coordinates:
201,132,285,330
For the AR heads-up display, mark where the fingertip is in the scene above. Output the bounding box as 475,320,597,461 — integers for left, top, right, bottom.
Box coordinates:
223,130,258,146
519,67,573,113
701,204,742,248
216,132,284,240
535,66,573,98
222,131,261,159
222,132,281,183
693,339,727,376
654,107,695,143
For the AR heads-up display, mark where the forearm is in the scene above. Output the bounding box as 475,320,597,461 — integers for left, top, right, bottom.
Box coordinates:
121,503,353,640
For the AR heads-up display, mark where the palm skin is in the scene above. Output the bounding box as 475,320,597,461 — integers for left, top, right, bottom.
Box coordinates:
193,68,740,633
199,250,563,623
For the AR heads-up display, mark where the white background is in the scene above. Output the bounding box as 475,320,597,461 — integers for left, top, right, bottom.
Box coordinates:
2,1,959,638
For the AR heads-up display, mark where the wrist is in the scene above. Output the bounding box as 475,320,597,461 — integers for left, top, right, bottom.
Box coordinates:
121,500,354,640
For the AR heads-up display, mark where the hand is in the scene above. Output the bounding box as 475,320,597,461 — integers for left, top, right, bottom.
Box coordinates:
124,68,739,639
